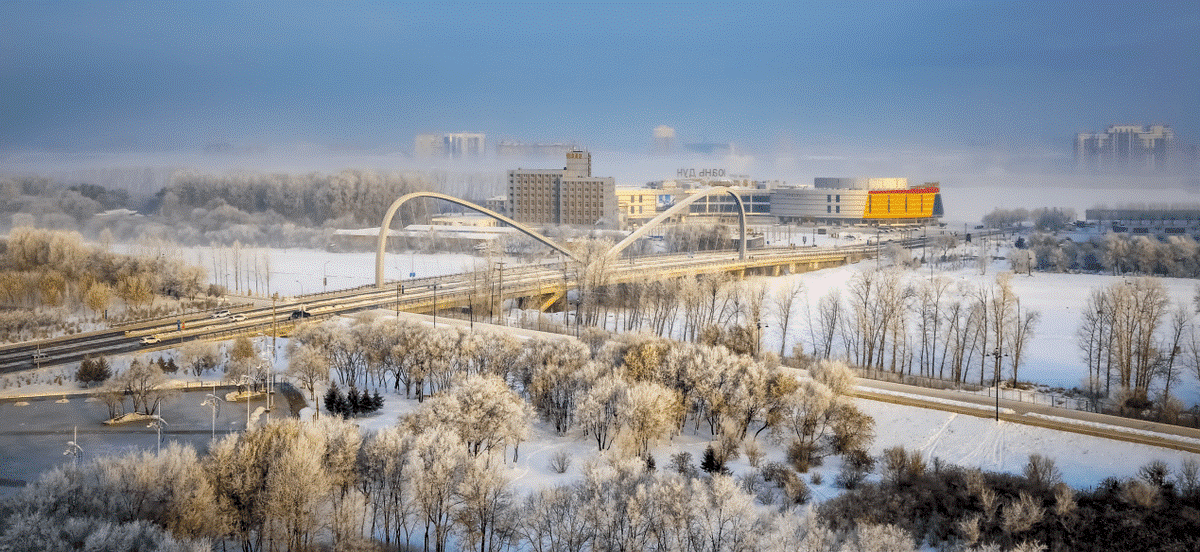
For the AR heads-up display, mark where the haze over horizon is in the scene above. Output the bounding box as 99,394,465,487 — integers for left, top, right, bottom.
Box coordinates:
2,1,1197,165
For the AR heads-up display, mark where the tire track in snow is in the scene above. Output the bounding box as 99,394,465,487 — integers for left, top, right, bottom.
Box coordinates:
916,413,957,458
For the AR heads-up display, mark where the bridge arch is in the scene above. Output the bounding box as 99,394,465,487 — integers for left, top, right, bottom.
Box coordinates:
607,187,747,260
376,192,579,287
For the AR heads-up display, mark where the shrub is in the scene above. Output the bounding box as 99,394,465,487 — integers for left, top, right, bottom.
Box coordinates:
1138,459,1171,489
780,470,811,505
829,403,876,454
670,451,697,477
743,439,765,468
549,450,572,474
1023,454,1062,490
836,448,875,489
810,471,823,486
786,439,822,472
881,446,925,486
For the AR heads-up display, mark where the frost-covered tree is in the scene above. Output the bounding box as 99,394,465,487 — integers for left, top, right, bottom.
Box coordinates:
178,341,218,377
576,375,628,451
287,343,329,403
408,430,469,552
404,374,531,460
455,456,516,552
620,381,682,457
118,358,171,415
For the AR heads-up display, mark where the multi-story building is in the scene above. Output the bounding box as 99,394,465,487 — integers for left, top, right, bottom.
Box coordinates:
444,132,486,159
495,141,577,158
771,177,942,225
1075,124,1177,172
413,132,487,159
507,150,619,229
616,187,659,228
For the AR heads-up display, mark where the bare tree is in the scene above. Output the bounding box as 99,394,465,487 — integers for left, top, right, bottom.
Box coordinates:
773,278,806,358
1009,301,1040,385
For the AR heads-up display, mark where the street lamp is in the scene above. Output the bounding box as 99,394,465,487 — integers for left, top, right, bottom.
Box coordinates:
990,348,1008,422
237,374,256,428
147,416,168,455
201,391,222,440
431,282,439,327
295,279,305,297
63,425,83,469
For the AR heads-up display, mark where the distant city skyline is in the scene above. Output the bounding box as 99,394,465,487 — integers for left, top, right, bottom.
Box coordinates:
1,1,1197,160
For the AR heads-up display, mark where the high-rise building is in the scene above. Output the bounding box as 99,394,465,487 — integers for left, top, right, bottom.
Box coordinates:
1075,124,1177,172
444,132,486,159
413,132,487,159
653,125,676,155
507,150,619,229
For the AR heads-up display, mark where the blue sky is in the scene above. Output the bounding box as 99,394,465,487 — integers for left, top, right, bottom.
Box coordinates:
2,1,1197,156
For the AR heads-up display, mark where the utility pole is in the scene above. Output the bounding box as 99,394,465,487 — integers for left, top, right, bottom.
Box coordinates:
496,260,506,325
432,284,441,328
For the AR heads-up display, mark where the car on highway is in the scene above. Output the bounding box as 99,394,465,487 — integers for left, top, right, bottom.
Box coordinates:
230,314,246,322
140,335,161,345
213,310,231,318
290,310,312,320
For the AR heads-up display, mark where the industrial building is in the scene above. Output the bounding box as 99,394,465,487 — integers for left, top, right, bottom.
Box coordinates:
507,150,619,229
1084,208,1200,238
771,177,942,224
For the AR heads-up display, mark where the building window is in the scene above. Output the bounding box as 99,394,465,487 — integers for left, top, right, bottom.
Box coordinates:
836,206,840,213
827,194,831,202
827,205,831,213
836,195,840,202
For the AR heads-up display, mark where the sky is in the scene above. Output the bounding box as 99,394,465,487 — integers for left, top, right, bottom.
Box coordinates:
1,1,1197,164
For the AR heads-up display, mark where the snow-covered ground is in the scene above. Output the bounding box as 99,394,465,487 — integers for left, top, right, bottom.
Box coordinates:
4,318,1198,498
7,236,1200,497
126,236,1200,407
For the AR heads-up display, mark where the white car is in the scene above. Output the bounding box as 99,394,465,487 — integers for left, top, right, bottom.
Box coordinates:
140,335,161,345
230,314,246,322
213,310,231,318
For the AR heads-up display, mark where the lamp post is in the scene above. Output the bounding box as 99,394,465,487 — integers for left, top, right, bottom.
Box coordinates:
147,416,168,455
496,260,506,325
295,279,304,297
990,348,1007,422
237,374,256,429
431,282,439,327
201,390,222,440
63,425,83,469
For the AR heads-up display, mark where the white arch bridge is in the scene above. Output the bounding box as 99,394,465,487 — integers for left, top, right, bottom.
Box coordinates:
375,188,750,288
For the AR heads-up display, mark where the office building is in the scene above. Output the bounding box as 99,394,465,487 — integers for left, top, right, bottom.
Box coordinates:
507,150,619,229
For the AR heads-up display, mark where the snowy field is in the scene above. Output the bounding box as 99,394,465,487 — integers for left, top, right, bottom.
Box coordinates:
3,323,1199,498
7,238,1200,496
146,237,1200,406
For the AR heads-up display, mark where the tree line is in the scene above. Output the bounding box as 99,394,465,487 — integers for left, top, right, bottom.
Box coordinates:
0,228,213,335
